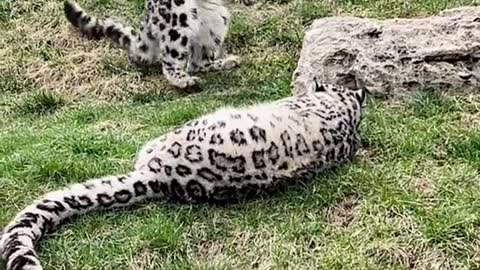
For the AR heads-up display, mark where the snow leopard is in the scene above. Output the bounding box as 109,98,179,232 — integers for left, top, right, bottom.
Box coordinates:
0,79,368,270
64,0,255,88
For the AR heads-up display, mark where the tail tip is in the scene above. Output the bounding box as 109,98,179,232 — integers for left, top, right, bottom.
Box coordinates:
64,0,81,27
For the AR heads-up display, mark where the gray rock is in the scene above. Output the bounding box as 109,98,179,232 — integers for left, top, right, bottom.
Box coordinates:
293,6,480,97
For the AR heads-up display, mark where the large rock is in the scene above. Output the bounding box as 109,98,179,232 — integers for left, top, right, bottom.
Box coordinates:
293,7,480,97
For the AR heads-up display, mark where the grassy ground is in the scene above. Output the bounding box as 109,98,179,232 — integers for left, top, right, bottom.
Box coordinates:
1,0,480,269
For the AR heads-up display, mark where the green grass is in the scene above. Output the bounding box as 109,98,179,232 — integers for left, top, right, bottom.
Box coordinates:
1,0,480,269
14,91,66,115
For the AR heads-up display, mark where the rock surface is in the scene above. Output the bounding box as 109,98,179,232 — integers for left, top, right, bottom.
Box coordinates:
293,7,480,97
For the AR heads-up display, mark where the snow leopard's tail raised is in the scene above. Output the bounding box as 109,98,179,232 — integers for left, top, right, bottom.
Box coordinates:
0,170,161,270
64,0,137,50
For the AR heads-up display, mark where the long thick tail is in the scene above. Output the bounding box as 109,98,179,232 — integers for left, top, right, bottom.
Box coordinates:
64,0,138,50
0,170,160,270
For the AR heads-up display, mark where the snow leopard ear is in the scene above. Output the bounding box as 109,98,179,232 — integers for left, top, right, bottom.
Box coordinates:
313,77,327,92
355,87,370,105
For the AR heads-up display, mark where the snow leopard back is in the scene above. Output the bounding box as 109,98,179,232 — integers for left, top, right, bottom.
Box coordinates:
0,81,367,270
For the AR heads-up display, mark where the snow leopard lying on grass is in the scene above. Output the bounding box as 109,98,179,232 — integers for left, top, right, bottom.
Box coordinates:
0,79,368,270
64,0,254,88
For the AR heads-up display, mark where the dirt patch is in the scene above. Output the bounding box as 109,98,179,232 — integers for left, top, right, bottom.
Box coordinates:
92,121,145,134
194,240,226,267
128,247,161,270
326,196,361,228
356,147,384,164
414,177,435,197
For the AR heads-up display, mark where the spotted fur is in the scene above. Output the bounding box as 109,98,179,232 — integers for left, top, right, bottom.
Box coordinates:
64,0,254,88
0,80,367,270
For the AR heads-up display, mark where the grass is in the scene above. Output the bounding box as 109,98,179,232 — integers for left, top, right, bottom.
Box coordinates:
1,0,480,269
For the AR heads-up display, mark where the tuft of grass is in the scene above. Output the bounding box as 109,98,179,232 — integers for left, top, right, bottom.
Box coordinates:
258,15,303,49
0,72,34,94
0,0,42,22
131,91,170,104
14,91,66,115
411,88,459,119
0,0,13,25
99,55,134,75
446,131,480,167
226,15,256,49
297,1,334,26
139,217,185,254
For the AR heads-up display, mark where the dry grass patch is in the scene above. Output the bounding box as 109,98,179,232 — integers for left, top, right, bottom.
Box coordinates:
193,239,227,267
91,120,146,134
326,196,361,229
366,242,453,270
458,112,480,129
127,248,163,270
0,0,176,102
186,228,283,269
361,214,453,269
183,226,328,269
414,177,435,198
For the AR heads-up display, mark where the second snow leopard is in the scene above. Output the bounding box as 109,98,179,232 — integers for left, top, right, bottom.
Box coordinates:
64,0,254,88
0,80,367,270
